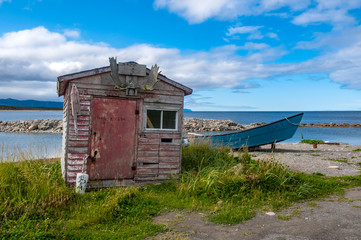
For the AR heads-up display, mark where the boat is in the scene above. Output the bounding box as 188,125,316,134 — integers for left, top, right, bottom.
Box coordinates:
186,113,304,149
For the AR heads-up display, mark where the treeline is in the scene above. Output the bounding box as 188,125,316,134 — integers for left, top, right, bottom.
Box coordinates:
0,105,62,111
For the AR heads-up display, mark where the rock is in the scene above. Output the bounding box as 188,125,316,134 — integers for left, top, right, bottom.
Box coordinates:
265,212,276,216
28,124,38,130
38,122,50,130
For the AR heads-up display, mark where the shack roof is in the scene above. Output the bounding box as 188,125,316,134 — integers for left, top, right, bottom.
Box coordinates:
57,65,192,96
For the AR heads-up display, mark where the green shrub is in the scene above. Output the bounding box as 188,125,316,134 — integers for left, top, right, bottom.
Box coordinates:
300,139,324,144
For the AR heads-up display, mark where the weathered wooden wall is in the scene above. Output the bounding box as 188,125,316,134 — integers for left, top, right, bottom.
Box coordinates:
62,71,186,187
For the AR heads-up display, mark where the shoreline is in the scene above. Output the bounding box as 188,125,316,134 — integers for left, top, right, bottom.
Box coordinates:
0,118,360,134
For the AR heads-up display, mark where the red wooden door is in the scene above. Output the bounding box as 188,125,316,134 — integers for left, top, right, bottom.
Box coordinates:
89,98,136,180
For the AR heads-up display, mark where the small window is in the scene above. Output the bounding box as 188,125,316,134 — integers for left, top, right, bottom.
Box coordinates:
146,110,177,130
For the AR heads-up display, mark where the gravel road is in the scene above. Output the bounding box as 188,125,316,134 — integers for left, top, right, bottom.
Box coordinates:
151,143,361,240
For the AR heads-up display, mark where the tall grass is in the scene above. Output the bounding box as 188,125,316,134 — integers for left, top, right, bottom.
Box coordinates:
0,141,358,238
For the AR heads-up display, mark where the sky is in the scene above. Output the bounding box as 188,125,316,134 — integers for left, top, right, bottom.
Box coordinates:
0,0,361,111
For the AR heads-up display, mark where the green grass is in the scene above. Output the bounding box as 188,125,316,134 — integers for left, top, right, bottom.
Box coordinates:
325,158,349,164
353,148,361,152
301,139,324,144
277,209,301,221
1,141,360,239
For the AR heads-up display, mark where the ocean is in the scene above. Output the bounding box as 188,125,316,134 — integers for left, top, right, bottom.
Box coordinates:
0,111,360,160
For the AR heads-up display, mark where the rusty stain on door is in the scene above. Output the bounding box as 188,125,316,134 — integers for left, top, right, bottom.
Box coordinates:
89,97,136,180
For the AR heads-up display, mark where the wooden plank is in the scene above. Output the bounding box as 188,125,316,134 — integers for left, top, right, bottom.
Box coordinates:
136,168,159,175
69,115,90,121
68,120,90,126
138,144,159,151
68,140,88,148
137,151,159,157
67,171,79,177
143,97,183,106
137,157,158,163
138,138,160,145
159,150,180,157
142,89,184,97
69,135,89,141
158,169,179,174
69,130,89,136
68,125,89,131
80,105,90,112
67,165,83,171
134,175,159,181
159,145,181,151
118,62,146,76
79,95,91,100
68,147,88,154
137,163,158,169
160,133,182,138
159,162,179,169
76,82,117,91
72,75,102,85
159,156,180,163
68,160,84,165
140,133,160,138
80,101,91,106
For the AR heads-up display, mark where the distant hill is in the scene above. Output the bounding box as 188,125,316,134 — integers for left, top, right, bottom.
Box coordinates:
184,108,192,112
0,98,63,110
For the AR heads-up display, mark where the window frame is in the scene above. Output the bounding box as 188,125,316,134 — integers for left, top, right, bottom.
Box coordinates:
144,104,180,132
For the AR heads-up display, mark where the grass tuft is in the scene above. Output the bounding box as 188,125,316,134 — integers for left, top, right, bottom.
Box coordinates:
301,139,324,144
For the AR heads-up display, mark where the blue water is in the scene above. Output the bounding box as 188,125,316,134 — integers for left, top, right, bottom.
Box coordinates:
184,111,361,145
0,111,63,121
184,111,361,125
0,132,62,160
0,111,63,160
0,111,360,160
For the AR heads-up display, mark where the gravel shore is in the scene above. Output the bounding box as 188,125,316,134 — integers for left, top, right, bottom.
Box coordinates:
238,142,361,177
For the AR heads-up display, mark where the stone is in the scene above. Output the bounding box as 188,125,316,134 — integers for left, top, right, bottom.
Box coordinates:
265,212,276,216
28,124,38,130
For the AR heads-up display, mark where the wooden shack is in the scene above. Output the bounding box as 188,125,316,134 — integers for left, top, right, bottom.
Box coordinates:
57,59,192,188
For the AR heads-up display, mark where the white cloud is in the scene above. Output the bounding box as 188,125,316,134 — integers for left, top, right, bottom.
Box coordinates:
292,0,361,26
292,9,356,26
154,0,241,24
154,0,312,23
226,25,264,40
154,0,361,27
240,42,270,50
63,29,80,39
226,26,263,36
259,0,311,12
267,32,279,39
0,26,360,101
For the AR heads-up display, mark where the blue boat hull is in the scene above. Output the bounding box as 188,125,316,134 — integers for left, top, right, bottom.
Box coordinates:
191,113,304,149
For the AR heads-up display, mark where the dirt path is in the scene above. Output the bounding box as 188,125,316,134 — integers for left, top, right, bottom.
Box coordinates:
150,143,361,240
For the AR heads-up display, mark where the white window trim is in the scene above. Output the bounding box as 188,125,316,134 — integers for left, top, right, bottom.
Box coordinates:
145,109,179,131
143,103,183,132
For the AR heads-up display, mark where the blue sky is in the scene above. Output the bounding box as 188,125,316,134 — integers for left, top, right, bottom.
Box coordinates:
0,0,360,111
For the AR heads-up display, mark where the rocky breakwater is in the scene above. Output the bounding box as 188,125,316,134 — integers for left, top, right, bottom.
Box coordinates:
1,118,360,134
0,119,63,133
302,123,361,128
183,118,264,132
